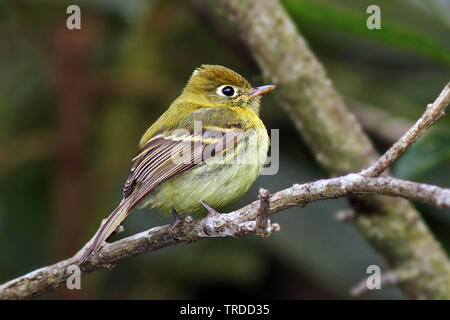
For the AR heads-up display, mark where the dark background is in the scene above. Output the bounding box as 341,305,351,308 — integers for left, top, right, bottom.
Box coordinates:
0,0,449,299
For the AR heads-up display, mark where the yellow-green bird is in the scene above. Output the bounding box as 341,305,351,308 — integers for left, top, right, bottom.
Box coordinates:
82,65,275,260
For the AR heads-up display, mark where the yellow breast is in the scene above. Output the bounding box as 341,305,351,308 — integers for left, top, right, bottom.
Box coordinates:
140,126,269,216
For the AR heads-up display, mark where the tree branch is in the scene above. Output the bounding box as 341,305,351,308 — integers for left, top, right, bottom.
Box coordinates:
361,83,450,177
1,0,450,300
216,0,450,299
348,100,413,144
1,172,449,299
1,78,449,300
350,267,419,297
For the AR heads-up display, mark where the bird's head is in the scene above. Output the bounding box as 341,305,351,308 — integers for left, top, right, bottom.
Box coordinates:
181,65,275,114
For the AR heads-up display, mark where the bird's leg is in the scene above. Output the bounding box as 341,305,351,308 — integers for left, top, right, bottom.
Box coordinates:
200,201,221,235
168,208,184,240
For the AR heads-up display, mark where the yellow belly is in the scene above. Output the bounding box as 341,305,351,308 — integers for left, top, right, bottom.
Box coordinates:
139,129,269,216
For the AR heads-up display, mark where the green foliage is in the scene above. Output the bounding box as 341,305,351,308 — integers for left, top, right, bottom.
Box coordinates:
282,0,450,66
0,0,448,299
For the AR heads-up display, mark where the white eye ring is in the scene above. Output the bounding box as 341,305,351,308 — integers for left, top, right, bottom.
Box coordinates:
216,85,238,97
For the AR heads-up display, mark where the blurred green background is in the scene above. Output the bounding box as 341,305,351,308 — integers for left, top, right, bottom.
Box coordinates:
0,0,449,299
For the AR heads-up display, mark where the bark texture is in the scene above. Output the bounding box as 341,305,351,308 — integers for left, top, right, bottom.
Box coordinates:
219,0,450,299
2,173,450,299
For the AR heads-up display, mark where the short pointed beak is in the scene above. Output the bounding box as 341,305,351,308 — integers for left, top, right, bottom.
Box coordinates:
247,85,276,97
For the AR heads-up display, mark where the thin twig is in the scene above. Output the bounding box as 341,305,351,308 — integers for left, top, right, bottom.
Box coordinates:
335,209,355,222
348,99,413,144
1,173,450,299
216,0,450,299
1,83,450,299
361,82,450,177
350,267,419,297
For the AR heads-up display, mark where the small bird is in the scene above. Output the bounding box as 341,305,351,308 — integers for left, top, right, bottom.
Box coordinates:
81,65,275,260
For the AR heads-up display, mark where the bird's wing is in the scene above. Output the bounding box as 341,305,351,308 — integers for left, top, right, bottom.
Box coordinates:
84,108,245,258
123,126,243,206
123,108,246,206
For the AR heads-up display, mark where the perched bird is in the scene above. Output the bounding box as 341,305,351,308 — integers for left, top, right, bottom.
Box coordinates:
81,65,275,260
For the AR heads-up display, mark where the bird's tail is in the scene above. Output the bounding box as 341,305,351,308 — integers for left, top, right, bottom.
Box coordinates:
79,197,133,262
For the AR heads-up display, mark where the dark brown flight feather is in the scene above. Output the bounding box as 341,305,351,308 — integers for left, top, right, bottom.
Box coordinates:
81,125,244,261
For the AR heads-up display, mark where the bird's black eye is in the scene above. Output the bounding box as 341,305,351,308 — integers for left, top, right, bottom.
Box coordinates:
221,86,235,97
